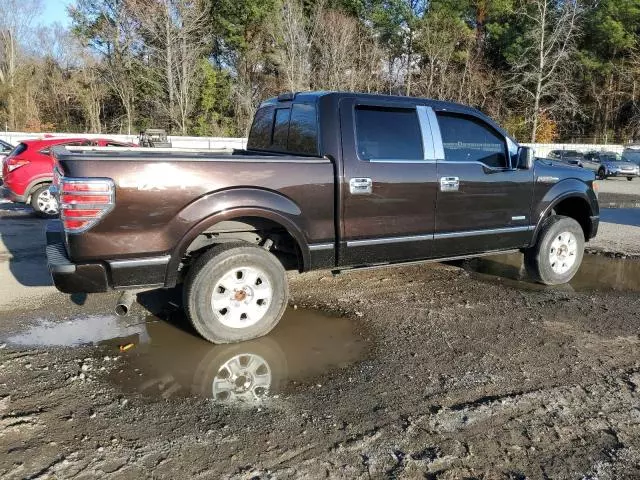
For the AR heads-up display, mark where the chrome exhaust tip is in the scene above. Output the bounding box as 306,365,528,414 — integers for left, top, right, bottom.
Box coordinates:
115,291,136,317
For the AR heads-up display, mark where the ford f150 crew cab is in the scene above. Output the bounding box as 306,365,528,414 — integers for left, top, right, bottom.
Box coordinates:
46,92,599,344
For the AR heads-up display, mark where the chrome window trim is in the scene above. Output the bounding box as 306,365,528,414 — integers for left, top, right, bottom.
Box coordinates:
417,106,435,160
426,107,445,160
370,159,435,164
347,225,534,247
308,242,334,251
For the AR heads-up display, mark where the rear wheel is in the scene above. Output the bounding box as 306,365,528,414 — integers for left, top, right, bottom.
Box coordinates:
524,216,584,285
30,184,58,218
627,177,634,181
598,168,607,180
184,243,288,344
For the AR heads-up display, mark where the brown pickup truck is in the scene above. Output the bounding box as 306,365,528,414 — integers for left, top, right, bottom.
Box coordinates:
46,91,599,344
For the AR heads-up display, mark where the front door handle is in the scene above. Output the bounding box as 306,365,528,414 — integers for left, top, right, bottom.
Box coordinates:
440,176,459,192
349,177,373,195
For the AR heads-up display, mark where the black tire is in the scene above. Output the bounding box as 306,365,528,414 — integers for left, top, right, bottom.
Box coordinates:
524,216,585,285
184,243,288,344
30,184,58,218
598,168,607,180
627,177,634,181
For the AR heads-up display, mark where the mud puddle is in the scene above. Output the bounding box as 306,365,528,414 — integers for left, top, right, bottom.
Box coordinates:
5,308,368,405
462,253,640,293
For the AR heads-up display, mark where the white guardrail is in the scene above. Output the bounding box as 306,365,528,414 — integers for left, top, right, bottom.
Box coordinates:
0,132,247,150
0,132,627,158
522,143,624,158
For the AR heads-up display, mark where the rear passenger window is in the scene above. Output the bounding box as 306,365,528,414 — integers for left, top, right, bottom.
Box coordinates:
247,106,275,150
248,103,319,156
355,106,423,160
272,108,290,149
437,113,507,168
288,104,318,155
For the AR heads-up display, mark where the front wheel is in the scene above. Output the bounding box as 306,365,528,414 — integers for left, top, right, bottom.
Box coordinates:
627,177,634,181
598,168,607,180
184,243,289,344
524,216,585,285
31,184,58,218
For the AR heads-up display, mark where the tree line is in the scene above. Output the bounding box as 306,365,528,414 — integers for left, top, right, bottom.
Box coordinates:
0,0,639,143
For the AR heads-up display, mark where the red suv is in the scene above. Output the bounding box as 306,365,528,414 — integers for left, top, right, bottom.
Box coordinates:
1,137,134,217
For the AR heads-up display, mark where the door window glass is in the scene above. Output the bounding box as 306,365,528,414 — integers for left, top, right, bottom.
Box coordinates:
355,106,423,160
437,113,507,168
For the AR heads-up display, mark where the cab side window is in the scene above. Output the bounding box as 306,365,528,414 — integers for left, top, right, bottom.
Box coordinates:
355,106,423,160
437,113,508,168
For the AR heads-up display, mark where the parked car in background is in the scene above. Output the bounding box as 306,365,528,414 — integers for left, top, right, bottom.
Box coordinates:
547,149,584,167
1,137,135,216
583,151,639,181
622,146,640,166
0,139,15,182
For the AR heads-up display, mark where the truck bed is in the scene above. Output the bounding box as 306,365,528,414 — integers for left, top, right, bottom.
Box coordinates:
53,146,336,266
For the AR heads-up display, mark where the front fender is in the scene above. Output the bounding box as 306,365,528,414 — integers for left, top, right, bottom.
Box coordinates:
531,178,599,243
165,188,310,284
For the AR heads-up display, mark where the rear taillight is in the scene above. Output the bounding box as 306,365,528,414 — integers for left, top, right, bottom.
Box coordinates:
6,157,30,172
57,175,115,233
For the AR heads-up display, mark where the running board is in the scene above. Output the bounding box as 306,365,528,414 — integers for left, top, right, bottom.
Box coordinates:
331,249,521,276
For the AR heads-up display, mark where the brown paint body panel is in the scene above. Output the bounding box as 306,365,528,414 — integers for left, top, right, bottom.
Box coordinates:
57,154,335,269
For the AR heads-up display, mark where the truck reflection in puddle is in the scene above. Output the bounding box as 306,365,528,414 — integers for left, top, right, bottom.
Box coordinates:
7,308,368,405
460,253,640,293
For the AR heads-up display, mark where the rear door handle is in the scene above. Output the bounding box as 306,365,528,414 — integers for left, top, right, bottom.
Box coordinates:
440,176,459,192
349,177,373,195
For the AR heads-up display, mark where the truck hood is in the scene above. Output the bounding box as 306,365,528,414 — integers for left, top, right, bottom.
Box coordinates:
534,158,595,183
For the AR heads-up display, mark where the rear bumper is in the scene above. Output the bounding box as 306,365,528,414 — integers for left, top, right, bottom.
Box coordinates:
46,221,110,293
46,221,170,294
0,185,27,203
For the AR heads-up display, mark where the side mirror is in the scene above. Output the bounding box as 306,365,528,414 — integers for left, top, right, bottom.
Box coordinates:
517,146,534,170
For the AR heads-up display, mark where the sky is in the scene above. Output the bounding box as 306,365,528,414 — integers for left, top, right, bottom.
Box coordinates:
40,0,74,28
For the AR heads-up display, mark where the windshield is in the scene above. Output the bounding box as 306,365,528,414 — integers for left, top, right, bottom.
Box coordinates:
601,152,624,162
622,150,640,164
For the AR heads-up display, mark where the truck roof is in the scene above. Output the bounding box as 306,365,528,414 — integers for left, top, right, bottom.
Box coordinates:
261,91,484,115
260,91,508,140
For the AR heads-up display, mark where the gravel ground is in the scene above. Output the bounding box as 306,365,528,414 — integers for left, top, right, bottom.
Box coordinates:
1,201,640,479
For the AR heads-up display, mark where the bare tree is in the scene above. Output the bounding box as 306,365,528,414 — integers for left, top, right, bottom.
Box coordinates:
509,0,581,142
0,0,43,129
312,9,383,93
272,0,316,92
129,0,211,134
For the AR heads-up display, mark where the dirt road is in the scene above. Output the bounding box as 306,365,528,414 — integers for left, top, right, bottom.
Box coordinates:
1,202,640,479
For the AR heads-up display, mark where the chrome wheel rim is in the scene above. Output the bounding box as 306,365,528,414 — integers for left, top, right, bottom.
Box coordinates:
37,189,58,215
211,266,272,329
212,353,271,403
549,231,578,275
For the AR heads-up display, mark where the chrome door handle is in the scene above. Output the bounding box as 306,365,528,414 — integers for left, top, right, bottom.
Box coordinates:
440,176,459,192
349,177,373,195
